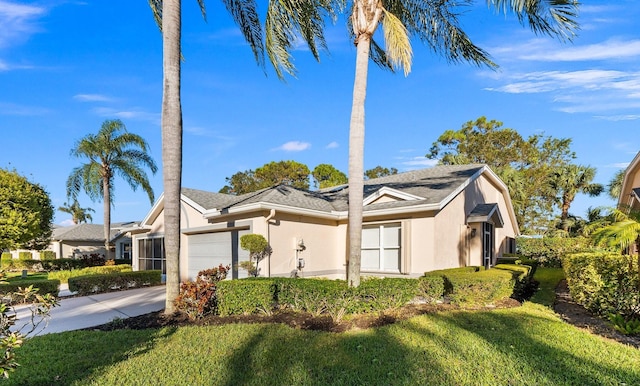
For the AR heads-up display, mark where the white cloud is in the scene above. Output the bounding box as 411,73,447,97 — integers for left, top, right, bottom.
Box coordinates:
0,1,46,49
92,107,160,123
325,141,339,149
594,114,640,121
399,157,438,168
273,141,311,152
59,219,75,226
612,162,630,169
74,94,113,102
519,39,640,62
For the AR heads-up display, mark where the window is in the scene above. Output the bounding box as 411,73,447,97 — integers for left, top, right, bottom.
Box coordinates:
361,223,401,272
120,242,132,260
138,237,165,274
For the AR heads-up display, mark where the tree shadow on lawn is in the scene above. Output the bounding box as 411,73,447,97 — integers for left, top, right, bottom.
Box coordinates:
6,327,177,386
219,322,449,386
406,307,640,385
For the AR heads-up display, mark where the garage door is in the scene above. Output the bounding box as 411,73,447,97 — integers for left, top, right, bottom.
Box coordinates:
187,230,250,280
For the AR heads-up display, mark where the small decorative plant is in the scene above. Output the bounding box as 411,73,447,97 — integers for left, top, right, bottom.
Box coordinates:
609,313,640,336
239,234,272,277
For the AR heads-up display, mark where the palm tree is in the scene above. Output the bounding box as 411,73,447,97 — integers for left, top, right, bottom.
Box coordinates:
343,0,579,286
67,119,158,260
58,200,95,224
608,169,625,201
549,165,603,232
592,209,640,282
149,0,331,313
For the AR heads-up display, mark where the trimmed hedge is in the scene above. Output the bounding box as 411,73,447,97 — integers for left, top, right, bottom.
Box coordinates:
425,266,514,306
68,270,162,295
40,250,56,260
516,236,593,267
564,252,640,317
18,251,33,260
0,279,60,299
48,264,132,283
1,259,43,271
217,278,277,316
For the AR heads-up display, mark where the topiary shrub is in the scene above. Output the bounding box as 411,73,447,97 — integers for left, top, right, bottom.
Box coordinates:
425,266,514,306
239,234,272,277
0,279,60,300
174,265,229,320
48,264,132,284
417,275,445,302
18,252,32,261
39,250,56,261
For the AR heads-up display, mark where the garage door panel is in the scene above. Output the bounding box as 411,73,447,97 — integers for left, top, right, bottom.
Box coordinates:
187,230,251,280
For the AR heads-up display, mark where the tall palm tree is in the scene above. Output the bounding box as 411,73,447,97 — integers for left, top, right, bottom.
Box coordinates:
149,0,331,313
608,169,625,201
58,200,95,224
592,209,640,282
343,0,579,286
549,165,603,231
67,119,158,260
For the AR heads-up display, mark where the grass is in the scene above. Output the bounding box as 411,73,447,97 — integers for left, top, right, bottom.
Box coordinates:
7,268,640,385
5,272,49,282
530,267,565,307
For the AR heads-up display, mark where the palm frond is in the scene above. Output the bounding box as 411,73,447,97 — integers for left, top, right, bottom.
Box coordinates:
222,0,264,66
381,9,413,76
369,38,394,71
265,0,334,79
488,0,579,42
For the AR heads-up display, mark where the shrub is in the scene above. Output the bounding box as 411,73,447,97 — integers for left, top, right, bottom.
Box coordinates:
78,253,106,267
0,279,60,300
217,278,277,316
0,258,12,270
417,275,445,302
355,278,422,313
68,270,161,295
516,236,593,267
48,264,132,284
39,251,56,261
564,252,640,317
1,253,11,261
174,265,229,320
41,258,94,271
425,267,514,306
18,252,32,261
2,259,42,271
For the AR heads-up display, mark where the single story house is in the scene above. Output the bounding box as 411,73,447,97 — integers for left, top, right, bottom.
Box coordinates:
619,150,640,212
130,164,519,282
45,222,136,260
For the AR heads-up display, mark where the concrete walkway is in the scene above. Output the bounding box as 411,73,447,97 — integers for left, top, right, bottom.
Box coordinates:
13,285,166,335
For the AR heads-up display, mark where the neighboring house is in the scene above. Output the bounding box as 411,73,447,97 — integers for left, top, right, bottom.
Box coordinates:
130,164,519,281
46,222,137,259
619,151,640,212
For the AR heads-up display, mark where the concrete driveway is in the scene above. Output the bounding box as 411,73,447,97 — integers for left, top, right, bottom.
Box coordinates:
13,285,166,335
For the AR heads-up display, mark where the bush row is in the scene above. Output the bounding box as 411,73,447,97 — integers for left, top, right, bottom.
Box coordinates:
68,270,162,295
48,264,132,283
177,265,527,320
516,236,593,267
1,257,131,272
564,252,640,318
0,279,60,300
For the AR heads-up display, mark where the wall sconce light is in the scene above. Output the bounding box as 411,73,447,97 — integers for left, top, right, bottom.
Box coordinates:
296,239,306,252
470,229,477,238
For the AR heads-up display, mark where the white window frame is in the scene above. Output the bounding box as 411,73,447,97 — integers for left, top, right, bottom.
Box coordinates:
137,236,166,274
361,222,402,273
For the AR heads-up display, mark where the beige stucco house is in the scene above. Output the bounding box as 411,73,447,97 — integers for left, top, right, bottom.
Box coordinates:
45,222,135,260
619,151,640,212
129,164,519,281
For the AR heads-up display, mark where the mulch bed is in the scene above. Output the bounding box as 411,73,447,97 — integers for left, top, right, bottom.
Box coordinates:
85,283,640,349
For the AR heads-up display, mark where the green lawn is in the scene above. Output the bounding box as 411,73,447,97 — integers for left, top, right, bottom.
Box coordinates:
7,268,640,385
5,272,48,282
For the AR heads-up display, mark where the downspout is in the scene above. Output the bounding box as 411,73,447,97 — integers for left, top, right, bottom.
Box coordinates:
265,209,276,277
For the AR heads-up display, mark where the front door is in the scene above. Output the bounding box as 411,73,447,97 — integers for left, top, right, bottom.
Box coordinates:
483,223,494,269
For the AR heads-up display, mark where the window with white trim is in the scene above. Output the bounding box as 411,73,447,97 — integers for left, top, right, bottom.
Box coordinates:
361,223,401,272
138,237,165,274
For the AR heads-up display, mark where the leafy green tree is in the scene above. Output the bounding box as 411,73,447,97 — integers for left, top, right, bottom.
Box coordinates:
0,169,54,251
58,200,94,224
608,169,625,201
149,0,331,313
67,119,158,259
312,164,348,189
364,166,398,179
549,165,603,232
428,116,577,233
221,161,311,194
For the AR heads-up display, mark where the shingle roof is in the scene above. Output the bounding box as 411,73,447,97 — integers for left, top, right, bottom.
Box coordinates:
52,224,117,242
187,164,486,215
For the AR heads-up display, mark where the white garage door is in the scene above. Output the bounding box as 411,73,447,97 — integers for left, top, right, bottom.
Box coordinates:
187,230,250,280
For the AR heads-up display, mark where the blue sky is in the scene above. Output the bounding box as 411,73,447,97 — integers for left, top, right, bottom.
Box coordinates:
1,0,638,226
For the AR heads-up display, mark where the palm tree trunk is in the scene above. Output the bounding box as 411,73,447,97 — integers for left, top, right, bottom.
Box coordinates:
103,178,112,260
347,34,371,288
162,0,183,314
